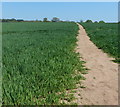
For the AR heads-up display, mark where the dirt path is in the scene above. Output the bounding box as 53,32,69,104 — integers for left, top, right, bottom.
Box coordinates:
74,23,118,105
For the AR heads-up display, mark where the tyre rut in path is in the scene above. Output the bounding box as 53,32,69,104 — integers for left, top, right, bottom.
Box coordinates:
74,23,118,105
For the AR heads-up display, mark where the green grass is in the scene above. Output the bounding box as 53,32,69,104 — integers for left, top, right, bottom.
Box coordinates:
2,22,85,105
80,23,119,63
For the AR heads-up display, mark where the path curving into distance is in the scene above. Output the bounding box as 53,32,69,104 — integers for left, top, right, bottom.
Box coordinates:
74,23,118,105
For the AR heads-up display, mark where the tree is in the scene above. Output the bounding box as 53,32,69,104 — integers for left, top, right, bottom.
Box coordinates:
2,18,18,22
52,17,60,22
99,20,105,23
16,19,24,22
80,20,83,23
11,18,16,22
85,20,93,23
36,19,39,22
94,21,98,23
43,18,48,22
2,19,8,22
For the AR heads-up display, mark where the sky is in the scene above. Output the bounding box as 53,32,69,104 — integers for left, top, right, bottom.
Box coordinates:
2,2,118,22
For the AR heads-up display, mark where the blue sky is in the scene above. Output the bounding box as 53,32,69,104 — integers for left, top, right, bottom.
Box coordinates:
2,2,118,22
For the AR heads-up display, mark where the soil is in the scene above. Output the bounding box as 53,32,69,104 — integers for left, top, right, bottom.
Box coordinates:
74,23,118,105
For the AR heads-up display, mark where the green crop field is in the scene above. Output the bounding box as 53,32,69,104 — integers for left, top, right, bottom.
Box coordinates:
80,23,119,63
2,22,85,105
2,21,118,105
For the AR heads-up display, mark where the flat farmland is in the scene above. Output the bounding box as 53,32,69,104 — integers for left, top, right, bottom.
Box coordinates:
2,22,85,105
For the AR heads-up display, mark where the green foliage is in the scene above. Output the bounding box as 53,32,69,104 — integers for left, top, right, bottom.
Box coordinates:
2,19,24,22
80,20,83,23
94,21,98,23
99,20,105,23
43,18,48,22
51,17,60,22
85,20,93,23
2,22,85,105
81,23,119,63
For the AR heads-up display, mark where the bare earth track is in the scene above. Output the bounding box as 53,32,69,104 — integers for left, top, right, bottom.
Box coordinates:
74,23,118,105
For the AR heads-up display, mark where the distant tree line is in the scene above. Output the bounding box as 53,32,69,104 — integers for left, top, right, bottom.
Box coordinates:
0,18,108,23
80,20,105,23
0,17,61,22
43,17,60,22
0,17,77,23
0,18,24,22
